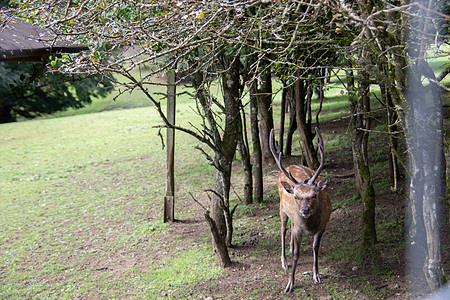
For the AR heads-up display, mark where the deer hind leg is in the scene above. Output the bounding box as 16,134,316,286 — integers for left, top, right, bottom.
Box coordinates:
285,230,302,293
312,230,324,283
280,211,289,272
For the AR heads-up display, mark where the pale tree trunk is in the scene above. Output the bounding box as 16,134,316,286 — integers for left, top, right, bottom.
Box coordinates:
381,83,400,192
405,61,446,292
403,0,446,292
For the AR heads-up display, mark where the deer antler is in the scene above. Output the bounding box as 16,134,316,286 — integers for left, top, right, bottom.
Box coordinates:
269,129,299,185
307,127,325,185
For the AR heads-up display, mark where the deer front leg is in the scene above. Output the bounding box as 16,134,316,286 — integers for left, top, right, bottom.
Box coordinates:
312,231,324,283
280,212,289,272
285,230,301,293
289,223,294,255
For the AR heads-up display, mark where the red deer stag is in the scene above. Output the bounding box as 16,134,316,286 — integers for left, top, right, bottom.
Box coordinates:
270,127,331,293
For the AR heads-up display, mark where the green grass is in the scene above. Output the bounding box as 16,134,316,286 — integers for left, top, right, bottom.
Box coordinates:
0,101,223,299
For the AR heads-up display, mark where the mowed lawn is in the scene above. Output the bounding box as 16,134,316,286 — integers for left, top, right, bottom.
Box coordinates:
0,104,223,299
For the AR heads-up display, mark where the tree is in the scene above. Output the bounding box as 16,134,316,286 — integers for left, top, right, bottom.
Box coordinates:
0,61,112,123
348,65,377,247
402,0,448,291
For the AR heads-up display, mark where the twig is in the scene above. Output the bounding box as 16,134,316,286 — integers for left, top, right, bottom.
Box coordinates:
189,192,207,211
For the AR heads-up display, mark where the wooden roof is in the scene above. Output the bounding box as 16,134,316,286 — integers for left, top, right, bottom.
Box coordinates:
0,14,88,61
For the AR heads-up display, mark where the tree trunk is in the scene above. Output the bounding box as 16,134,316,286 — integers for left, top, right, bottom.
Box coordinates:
210,170,229,246
237,118,253,204
204,210,232,268
382,83,400,192
285,84,297,156
257,66,274,164
191,69,228,246
190,52,241,250
402,0,446,291
405,61,446,292
217,52,242,246
348,67,377,247
295,78,317,168
315,69,326,127
248,79,264,203
278,79,287,153
242,55,264,204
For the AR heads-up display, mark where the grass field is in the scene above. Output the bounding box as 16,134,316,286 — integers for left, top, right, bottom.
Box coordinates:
0,97,225,298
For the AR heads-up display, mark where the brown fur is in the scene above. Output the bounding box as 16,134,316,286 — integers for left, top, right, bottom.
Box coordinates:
277,165,332,293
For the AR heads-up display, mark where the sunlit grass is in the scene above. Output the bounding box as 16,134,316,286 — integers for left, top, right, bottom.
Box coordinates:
0,99,223,298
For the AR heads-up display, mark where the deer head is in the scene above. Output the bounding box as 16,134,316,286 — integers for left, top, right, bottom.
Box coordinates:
269,127,327,217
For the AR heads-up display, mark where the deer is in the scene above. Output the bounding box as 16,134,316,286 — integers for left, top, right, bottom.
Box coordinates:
269,127,332,294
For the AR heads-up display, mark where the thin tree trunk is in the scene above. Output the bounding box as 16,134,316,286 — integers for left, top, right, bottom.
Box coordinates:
285,84,297,156
315,69,326,127
249,79,264,203
237,114,253,204
382,83,400,191
278,79,287,152
348,67,377,247
257,66,274,164
295,78,317,168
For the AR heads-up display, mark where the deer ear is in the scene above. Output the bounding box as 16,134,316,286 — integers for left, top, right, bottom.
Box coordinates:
317,179,328,190
281,181,294,194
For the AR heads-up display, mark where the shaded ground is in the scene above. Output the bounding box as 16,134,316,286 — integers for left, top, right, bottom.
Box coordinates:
143,117,449,299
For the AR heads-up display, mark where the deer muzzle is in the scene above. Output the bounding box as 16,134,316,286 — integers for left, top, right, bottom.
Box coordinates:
301,206,311,217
